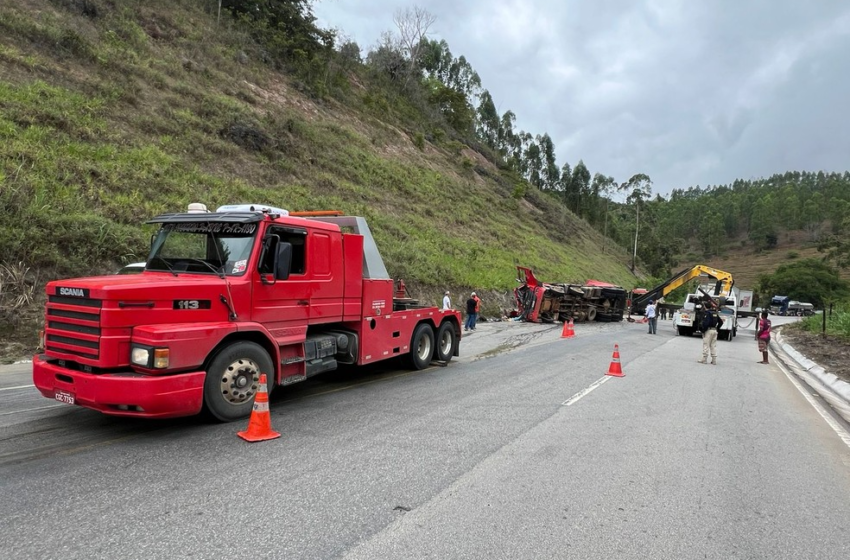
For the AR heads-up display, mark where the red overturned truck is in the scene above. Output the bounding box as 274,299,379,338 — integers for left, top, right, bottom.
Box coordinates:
514,266,627,323
33,203,461,421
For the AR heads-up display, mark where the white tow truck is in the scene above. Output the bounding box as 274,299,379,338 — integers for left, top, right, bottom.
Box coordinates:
673,285,738,340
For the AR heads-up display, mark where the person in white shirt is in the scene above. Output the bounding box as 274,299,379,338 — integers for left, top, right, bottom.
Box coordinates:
442,291,451,311
646,299,657,334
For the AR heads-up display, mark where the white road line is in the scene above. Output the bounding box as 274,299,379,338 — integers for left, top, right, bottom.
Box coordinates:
0,384,35,391
562,376,611,406
775,359,850,449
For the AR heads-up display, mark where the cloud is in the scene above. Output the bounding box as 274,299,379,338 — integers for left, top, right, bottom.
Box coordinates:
314,0,850,195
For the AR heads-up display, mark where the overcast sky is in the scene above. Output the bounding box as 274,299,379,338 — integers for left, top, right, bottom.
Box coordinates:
313,0,850,197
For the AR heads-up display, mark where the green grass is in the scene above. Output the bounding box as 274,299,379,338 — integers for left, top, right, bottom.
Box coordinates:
799,308,850,339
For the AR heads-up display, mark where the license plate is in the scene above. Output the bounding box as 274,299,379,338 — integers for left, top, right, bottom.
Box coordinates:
54,390,75,405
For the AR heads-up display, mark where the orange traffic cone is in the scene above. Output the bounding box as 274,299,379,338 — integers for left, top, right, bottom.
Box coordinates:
606,344,624,377
237,374,281,442
561,318,575,339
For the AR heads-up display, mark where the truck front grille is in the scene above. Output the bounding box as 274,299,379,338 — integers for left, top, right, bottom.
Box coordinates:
46,295,102,359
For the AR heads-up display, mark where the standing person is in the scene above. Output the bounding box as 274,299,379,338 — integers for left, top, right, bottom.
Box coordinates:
464,293,476,331
471,292,481,330
756,310,772,364
698,305,724,365
646,299,657,334
442,291,451,312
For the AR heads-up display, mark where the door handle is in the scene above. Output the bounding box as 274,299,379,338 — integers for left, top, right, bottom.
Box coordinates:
298,300,309,306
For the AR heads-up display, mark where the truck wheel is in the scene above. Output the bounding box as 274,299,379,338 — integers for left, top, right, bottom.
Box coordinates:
586,307,597,322
407,323,434,370
203,341,274,422
435,321,456,363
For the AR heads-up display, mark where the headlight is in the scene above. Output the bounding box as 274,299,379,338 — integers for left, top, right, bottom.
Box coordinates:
131,346,150,366
131,345,170,369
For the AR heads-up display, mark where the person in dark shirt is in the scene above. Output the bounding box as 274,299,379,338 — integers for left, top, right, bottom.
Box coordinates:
697,306,724,365
464,293,477,332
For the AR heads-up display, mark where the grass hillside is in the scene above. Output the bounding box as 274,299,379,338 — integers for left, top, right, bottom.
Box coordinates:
0,0,639,354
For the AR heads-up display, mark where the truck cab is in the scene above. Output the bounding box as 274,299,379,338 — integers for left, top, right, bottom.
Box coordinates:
33,204,462,421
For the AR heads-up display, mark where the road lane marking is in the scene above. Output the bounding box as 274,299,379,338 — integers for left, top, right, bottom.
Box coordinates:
775,358,850,450
0,384,35,391
562,376,611,406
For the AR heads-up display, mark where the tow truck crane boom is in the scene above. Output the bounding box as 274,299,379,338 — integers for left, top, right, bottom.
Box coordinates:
630,265,734,315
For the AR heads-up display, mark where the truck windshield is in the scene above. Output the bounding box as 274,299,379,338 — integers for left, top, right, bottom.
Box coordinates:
147,222,257,276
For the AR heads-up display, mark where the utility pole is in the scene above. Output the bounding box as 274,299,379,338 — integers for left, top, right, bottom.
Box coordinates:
632,201,640,273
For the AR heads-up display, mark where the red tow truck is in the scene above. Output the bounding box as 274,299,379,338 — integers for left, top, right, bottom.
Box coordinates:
33,204,461,420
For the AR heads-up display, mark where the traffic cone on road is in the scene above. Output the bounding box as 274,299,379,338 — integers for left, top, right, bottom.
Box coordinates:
561,318,575,339
237,374,281,442
606,344,624,377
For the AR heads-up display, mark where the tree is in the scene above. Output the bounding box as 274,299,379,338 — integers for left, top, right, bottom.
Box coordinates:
524,141,542,188
622,173,652,273
366,32,407,83
591,173,616,246
427,80,474,132
757,259,849,307
558,162,572,208
393,6,435,87
538,134,559,191
570,160,591,215
476,90,499,149
499,110,519,167
222,0,332,63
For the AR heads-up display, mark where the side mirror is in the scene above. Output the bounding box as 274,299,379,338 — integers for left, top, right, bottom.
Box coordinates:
275,242,292,280
260,234,282,285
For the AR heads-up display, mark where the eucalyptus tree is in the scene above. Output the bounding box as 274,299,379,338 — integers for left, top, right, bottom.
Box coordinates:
570,160,591,216
524,140,543,188
622,173,652,273
476,90,500,149
537,133,559,192
591,173,617,246
558,162,572,208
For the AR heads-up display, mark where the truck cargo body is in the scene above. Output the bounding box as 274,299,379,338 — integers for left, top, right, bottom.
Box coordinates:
33,208,461,420
514,267,626,323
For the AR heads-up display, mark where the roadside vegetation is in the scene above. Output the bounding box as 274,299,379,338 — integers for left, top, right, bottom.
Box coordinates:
797,308,850,340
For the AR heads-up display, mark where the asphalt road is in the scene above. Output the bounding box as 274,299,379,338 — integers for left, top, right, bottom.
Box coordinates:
1,318,849,560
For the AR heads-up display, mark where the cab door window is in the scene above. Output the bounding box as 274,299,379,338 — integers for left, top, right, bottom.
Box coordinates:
260,227,306,275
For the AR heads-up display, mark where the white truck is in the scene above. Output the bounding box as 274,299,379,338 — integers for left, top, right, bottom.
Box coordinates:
673,285,738,340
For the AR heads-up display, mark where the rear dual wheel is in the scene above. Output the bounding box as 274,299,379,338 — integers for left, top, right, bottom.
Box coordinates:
435,322,457,362
408,323,435,370
408,322,457,369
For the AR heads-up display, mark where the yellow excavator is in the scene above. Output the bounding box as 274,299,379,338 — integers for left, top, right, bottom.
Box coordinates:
629,265,734,317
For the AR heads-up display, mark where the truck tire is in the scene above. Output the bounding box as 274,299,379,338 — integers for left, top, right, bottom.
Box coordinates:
407,323,435,370
203,341,274,422
586,306,597,322
435,321,456,363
